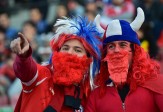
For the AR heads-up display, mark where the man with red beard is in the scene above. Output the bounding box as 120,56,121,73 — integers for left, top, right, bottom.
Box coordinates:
85,7,163,112
10,16,103,112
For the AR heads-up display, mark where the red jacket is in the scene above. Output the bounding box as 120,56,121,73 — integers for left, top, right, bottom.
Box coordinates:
14,49,85,112
85,79,163,112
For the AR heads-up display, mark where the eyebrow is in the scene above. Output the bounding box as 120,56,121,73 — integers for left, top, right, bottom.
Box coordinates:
119,41,129,45
107,42,114,45
62,44,84,50
62,45,69,47
74,46,84,50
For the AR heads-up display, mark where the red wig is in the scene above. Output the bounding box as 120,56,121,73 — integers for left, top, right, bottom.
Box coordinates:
96,44,160,96
129,44,160,90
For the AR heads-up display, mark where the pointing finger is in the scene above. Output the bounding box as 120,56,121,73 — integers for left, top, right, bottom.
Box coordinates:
18,32,27,42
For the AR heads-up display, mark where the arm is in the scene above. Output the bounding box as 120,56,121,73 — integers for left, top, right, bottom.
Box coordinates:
13,47,37,82
11,32,37,82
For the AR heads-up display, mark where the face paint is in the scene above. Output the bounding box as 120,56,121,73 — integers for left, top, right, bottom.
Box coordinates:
103,51,130,85
52,52,91,86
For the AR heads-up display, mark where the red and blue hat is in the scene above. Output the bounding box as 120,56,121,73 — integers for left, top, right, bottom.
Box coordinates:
103,7,145,46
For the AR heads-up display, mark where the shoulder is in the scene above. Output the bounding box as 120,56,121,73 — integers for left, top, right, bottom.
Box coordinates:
142,74,163,95
37,64,52,77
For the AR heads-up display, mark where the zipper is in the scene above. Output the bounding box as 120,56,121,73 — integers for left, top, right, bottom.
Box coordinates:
114,87,131,112
122,103,126,112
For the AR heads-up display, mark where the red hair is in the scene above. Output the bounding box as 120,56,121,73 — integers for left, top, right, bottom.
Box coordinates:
50,34,98,59
128,44,160,90
96,44,160,96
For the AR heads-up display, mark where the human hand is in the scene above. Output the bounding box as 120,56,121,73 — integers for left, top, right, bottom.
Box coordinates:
10,32,29,55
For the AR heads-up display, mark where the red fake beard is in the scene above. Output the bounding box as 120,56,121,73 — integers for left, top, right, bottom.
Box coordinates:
52,52,91,86
103,51,130,85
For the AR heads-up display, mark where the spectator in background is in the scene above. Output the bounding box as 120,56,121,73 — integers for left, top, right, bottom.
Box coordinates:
0,26,7,66
37,34,51,63
138,0,163,40
0,52,16,83
67,0,85,16
0,75,10,106
29,7,48,34
85,11,97,21
0,0,9,11
133,0,163,68
85,1,98,21
0,50,16,106
54,4,68,23
86,1,97,14
7,77,22,108
0,40,11,107
137,22,158,58
137,26,149,53
104,0,135,21
15,0,48,20
48,4,69,33
0,50,21,108
22,20,42,63
0,12,18,42
0,26,10,67
0,26,21,107
101,0,135,27
30,0,48,20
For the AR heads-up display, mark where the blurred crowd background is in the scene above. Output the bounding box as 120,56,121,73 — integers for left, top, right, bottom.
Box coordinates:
0,0,163,111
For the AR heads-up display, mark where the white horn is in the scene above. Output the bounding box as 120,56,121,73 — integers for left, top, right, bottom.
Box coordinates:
130,7,145,31
94,14,105,36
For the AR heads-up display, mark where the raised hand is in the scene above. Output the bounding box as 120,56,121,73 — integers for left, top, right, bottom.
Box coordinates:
10,32,29,55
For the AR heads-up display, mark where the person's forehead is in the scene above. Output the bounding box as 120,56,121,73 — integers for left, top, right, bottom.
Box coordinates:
62,39,84,48
107,40,131,44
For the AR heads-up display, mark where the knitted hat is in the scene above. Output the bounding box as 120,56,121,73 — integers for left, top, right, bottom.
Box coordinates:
103,7,145,46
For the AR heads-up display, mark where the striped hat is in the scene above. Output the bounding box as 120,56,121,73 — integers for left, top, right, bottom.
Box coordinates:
103,7,145,46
